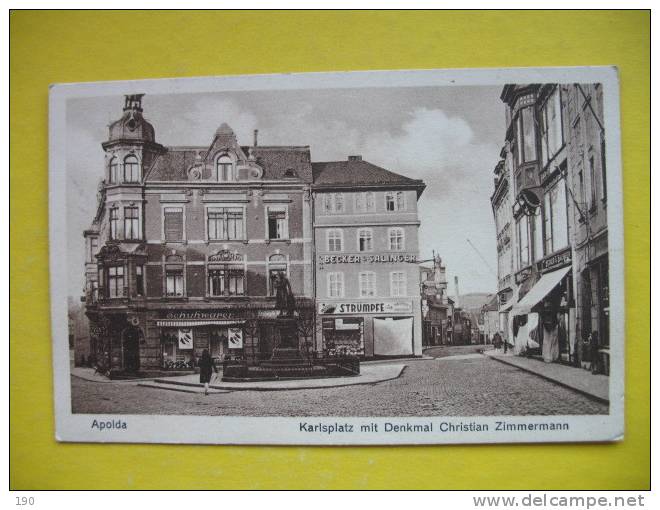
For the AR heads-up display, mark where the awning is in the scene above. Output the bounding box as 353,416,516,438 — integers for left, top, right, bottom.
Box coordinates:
511,266,571,316
156,319,245,327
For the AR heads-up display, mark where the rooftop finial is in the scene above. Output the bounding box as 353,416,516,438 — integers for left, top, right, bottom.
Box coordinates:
124,94,144,112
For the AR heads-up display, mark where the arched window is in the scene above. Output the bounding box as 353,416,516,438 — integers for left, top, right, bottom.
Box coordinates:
268,254,288,296
124,155,140,183
216,155,233,181
108,157,118,183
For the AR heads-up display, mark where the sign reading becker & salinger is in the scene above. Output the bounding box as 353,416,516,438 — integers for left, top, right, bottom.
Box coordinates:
320,254,418,264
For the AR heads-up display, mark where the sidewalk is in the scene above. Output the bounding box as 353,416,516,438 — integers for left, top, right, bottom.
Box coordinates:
484,350,609,403
139,363,406,392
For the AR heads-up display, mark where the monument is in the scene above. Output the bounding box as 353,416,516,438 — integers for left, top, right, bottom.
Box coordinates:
221,272,360,381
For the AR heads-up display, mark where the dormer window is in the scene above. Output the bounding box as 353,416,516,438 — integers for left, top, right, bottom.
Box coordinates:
124,155,140,182
216,155,233,181
108,157,118,183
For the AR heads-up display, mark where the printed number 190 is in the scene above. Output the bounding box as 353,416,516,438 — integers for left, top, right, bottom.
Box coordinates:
16,497,34,506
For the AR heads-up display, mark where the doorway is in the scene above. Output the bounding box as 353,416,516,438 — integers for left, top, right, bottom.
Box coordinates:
122,326,141,372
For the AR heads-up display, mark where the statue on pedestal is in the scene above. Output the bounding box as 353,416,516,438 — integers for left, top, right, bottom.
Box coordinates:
273,271,296,318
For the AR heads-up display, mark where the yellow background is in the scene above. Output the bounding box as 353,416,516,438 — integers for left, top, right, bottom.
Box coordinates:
10,10,650,489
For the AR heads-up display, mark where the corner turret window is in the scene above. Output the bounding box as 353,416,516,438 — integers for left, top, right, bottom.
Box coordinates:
109,208,119,240
108,157,118,183
216,155,233,182
124,156,140,183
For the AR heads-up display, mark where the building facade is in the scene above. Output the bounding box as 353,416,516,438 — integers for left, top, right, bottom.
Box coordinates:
493,84,609,370
312,157,426,357
83,95,315,374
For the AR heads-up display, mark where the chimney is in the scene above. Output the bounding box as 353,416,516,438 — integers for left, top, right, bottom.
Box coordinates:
348,155,362,161
454,276,460,308
253,129,258,147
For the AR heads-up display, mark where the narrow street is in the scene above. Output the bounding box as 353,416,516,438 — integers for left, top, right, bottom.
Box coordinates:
71,349,607,417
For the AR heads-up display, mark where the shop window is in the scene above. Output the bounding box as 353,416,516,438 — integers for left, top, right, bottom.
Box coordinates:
207,207,244,240
323,193,344,214
109,208,119,240
124,155,140,183
327,229,343,252
124,206,140,240
390,271,406,297
388,227,404,251
88,237,98,263
216,155,233,181
385,191,405,211
543,179,569,254
515,107,537,165
135,265,144,296
327,272,344,298
268,254,288,296
208,267,245,296
107,266,124,298
108,157,118,183
516,214,530,269
532,209,543,262
358,228,373,252
267,207,288,240
359,272,376,297
540,87,564,167
355,192,375,212
589,156,597,210
163,207,184,242
165,268,184,297
322,317,364,357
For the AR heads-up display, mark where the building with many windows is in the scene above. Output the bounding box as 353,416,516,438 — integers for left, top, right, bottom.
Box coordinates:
493,83,609,371
83,95,315,374
312,156,426,357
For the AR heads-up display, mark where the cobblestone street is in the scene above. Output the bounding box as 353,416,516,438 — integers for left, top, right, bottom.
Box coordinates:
71,355,608,417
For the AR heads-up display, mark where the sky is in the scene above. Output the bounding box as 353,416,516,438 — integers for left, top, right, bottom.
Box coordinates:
66,85,505,298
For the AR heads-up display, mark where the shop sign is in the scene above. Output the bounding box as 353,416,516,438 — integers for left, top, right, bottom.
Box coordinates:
164,311,236,320
320,254,417,264
319,301,412,315
228,327,243,348
538,248,571,273
178,328,193,349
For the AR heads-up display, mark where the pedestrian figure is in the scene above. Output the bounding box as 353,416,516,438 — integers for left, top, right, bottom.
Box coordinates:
590,331,601,374
492,332,503,351
198,349,218,396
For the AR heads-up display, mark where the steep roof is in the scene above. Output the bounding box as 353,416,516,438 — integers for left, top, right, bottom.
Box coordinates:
146,145,312,182
312,158,425,196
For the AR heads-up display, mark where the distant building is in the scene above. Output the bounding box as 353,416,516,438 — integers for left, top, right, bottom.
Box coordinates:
420,255,451,346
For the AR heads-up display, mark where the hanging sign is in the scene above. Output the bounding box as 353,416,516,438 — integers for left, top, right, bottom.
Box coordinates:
178,328,193,350
228,327,243,348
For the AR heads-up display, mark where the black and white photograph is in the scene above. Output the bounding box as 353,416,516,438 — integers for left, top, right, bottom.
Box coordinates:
50,67,624,445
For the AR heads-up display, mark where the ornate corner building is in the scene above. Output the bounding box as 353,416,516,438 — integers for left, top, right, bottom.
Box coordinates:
81,95,426,375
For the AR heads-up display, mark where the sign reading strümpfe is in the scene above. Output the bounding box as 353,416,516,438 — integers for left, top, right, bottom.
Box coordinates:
319,301,413,314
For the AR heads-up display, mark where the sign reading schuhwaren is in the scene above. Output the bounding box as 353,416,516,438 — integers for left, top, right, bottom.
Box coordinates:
319,301,413,314
320,254,418,264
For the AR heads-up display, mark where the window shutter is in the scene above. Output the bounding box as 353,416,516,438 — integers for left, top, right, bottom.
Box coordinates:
164,210,183,241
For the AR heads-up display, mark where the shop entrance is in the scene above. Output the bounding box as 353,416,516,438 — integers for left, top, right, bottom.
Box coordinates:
122,326,141,372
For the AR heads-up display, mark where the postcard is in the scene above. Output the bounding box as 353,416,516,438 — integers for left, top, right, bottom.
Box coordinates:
50,66,624,444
